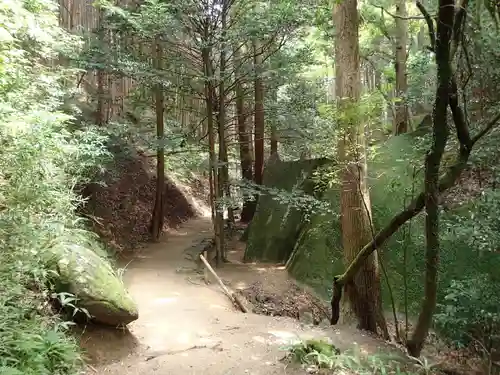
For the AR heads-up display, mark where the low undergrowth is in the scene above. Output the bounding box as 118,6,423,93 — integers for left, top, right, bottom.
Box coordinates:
284,339,420,375
0,0,111,373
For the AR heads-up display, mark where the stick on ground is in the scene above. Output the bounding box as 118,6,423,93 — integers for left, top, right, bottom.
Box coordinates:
199,254,248,313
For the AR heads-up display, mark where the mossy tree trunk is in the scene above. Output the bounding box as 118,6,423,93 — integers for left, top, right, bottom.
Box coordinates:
406,0,456,357
334,0,386,335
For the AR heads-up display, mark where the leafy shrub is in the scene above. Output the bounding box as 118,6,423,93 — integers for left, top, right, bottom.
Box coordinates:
434,189,500,350
284,338,413,374
434,275,500,354
0,0,110,373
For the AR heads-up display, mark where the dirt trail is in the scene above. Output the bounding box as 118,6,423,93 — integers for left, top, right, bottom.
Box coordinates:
80,217,403,375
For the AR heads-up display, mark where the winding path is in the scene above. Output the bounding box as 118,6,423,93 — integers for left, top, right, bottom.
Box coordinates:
80,216,398,374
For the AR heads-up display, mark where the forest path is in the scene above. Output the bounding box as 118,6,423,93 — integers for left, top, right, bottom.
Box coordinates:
80,216,401,375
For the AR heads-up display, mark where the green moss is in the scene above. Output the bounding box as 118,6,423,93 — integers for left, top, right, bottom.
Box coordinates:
244,157,330,263
45,244,138,325
288,135,426,306
287,186,342,297
253,134,500,319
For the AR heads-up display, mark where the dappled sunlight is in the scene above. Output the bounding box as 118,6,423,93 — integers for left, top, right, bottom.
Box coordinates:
266,213,274,225
254,265,286,272
208,303,228,310
153,296,178,305
268,330,297,340
234,280,250,289
252,335,267,344
167,229,189,236
177,331,191,344
267,330,302,345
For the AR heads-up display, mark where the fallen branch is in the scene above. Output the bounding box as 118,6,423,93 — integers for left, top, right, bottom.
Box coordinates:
199,254,248,313
145,342,222,361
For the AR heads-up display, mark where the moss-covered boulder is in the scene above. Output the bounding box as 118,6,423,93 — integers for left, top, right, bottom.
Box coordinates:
287,134,500,316
287,135,427,308
243,157,330,263
46,244,138,326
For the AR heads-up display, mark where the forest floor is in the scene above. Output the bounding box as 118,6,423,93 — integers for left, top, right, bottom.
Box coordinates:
78,216,409,375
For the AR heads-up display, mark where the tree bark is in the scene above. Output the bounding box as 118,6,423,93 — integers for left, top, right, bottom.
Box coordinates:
234,46,256,222
394,0,409,134
270,88,279,155
406,0,454,357
96,8,105,126
202,19,223,266
149,36,165,241
334,0,384,334
253,39,265,186
217,0,230,258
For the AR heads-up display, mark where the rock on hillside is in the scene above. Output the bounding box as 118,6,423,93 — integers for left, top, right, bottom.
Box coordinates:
244,133,500,315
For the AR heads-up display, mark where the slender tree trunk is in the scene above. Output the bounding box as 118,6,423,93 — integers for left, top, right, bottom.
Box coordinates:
253,39,265,186
96,8,105,126
394,0,409,134
202,22,223,266
406,0,455,357
234,48,256,221
150,37,165,241
334,0,385,334
417,0,426,49
270,88,279,155
217,0,229,259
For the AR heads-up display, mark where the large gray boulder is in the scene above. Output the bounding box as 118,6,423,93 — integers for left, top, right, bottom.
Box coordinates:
46,244,138,326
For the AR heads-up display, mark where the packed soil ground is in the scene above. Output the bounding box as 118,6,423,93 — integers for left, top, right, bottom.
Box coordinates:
75,150,489,374
78,217,410,375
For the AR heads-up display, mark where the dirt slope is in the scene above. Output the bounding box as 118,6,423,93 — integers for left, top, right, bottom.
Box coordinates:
78,217,406,375
80,150,209,252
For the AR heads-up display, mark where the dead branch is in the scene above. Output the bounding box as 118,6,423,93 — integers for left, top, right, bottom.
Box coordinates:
145,342,222,361
372,3,428,20
199,254,248,313
416,1,436,52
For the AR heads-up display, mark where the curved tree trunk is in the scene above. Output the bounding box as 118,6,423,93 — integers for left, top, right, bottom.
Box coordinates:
406,0,456,357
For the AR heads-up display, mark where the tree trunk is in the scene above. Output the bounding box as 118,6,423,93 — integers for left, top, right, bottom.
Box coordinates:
150,37,165,241
394,0,409,135
417,0,426,49
253,39,265,186
217,1,229,260
234,45,255,222
334,0,385,334
202,21,223,266
406,0,455,357
270,88,279,155
96,8,105,126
